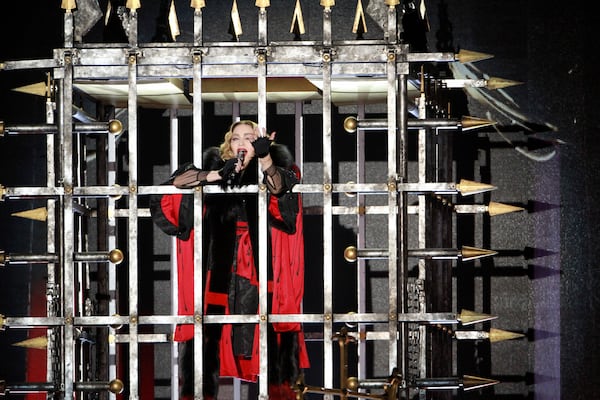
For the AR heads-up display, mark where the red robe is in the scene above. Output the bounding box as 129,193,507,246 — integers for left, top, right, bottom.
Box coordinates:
153,158,309,383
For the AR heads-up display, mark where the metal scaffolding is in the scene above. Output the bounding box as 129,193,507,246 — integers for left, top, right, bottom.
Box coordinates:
0,1,518,399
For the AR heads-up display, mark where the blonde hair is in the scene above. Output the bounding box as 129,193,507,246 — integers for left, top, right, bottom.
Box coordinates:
219,120,258,160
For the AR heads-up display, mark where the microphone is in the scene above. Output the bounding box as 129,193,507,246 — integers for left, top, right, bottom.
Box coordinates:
226,150,246,186
237,149,246,168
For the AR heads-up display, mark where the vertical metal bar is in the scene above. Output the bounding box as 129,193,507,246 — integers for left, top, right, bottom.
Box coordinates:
192,49,205,400
108,163,118,400
397,73,409,381
356,104,367,382
258,5,268,47
232,102,240,120
46,83,57,388
128,8,138,48
257,10,269,397
193,5,203,47
63,10,73,49
60,54,75,400
75,130,85,390
127,50,140,400
386,49,399,375
294,101,304,177
416,85,428,380
322,5,334,398
169,108,180,400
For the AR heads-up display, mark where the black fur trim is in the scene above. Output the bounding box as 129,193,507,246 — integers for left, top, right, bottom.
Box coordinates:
269,144,294,169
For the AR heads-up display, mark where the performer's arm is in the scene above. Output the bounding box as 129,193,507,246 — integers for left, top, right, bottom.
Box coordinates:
172,168,221,188
171,158,238,188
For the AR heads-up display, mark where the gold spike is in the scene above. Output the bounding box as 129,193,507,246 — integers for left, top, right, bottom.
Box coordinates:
458,309,497,326
190,0,206,10
488,328,525,343
385,0,400,6
461,245,497,261
290,0,306,35
231,0,243,39
462,375,500,391
61,0,77,12
168,0,180,41
0,184,6,201
487,201,525,216
456,179,497,196
126,0,141,11
13,336,48,350
11,207,48,222
321,0,335,8
105,1,112,25
460,115,497,131
455,49,494,64
486,76,524,90
419,0,427,20
11,82,48,97
255,0,270,8
352,0,367,34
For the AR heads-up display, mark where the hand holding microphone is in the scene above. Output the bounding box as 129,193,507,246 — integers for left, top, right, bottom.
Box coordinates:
218,150,246,186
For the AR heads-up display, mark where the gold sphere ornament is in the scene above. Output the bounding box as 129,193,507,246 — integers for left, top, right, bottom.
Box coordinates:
108,119,123,135
109,249,124,264
343,116,357,133
344,246,357,262
108,379,124,394
347,376,359,391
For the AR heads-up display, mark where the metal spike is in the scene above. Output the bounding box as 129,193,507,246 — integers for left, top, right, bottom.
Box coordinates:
457,309,497,326
11,207,48,222
455,49,494,64
168,0,180,41
126,0,141,11
462,375,500,391
487,201,525,216
11,81,49,97
290,0,306,35
105,1,112,25
352,0,367,34
456,179,497,196
231,0,243,39
61,0,77,12
190,0,206,10
488,328,525,343
460,115,497,131
461,245,497,261
486,76,524,90
13,335,48,349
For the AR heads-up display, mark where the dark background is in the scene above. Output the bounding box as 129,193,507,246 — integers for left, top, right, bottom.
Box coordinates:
1,1,599,399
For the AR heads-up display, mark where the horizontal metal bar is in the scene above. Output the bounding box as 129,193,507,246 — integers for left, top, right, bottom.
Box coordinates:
0,121,121,136
4,380,123,394
1,182,462,201
0,250,123,266
344,117,461,133
1,58,58,71
1,312,460,329
113,333,170,343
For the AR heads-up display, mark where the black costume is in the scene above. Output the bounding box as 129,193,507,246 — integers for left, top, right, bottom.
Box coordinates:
151,144,308,399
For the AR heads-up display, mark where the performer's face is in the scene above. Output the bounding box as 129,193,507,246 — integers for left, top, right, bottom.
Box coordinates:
229,123,257,169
